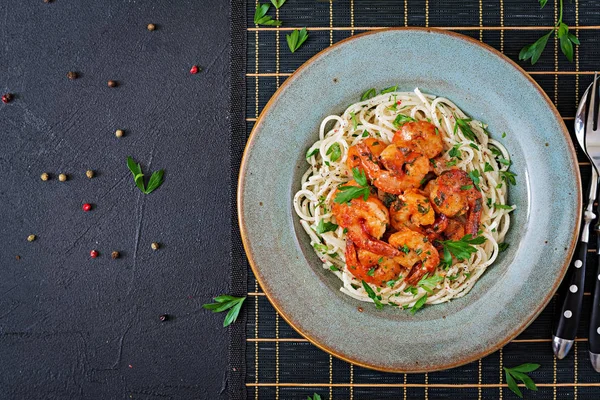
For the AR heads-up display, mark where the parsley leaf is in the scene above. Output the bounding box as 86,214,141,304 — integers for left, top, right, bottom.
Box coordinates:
254,3,282,26
270,0,286,8
367,267,375,276
326,143,341,162
500,170,517,186
393,114,416,128
404,286,418,296
306,147,319,159
495,204,514,210
519,30,552,65
454,117,478,142
484,162,494,172
410,294,428,315
362,280,384,309
380,85,398,94
448,144,462,159
307,394,322,400
316,219,338,234
504,363,540,398
361,88,376,101
127,156,164,195
438,234,486,268
468,169,481,191
497,157,511,166
202,295,246,327
334,168,370,203
418,275,443,294
350,111,358,130
460,185,473,191
286,28,308,53
498,242,510,252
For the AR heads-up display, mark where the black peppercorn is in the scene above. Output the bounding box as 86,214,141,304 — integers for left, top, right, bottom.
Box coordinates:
107,80,117,88
159,314,168,322
66,71,78,80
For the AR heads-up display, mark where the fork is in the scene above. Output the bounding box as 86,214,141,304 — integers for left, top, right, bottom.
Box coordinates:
585,72,600,371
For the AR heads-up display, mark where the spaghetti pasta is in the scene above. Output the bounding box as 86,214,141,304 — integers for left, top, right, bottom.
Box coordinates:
293,88,513,310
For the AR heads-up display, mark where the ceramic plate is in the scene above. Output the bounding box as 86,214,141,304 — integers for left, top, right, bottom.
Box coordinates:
238,28,581,372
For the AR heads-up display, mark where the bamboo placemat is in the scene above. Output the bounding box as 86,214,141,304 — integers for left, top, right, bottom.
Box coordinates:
241,1,600,398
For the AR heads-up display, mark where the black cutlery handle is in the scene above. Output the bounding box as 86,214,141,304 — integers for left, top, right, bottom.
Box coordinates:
554,241,587,341
590,237,600,354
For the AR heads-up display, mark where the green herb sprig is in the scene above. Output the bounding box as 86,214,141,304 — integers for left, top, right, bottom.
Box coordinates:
127,156,164,195
393,114,416,128
504,363,540,398
316,219,338,234
334,168,370,204
254,3,282,26
454,116,478,142
362,280,384,309
439,234,486,269
361,88,377,101
519,0,579,64
410,294,428,314
287,28,309,53
307,394,322,400
417,275,443,294
202,295,246,327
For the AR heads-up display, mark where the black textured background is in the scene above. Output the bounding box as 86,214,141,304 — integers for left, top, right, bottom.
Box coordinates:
243,0,600,399
0,1,231,399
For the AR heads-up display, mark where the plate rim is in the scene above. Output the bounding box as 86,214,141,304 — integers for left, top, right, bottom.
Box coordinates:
237,27,582,372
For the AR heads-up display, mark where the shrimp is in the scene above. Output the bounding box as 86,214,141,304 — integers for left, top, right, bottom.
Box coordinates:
389,189,435,231
345,240,403,286
388,229,441,285
331,181,401,257
393,121,443,159
347,138,387,171
354,142,429,194
428,169,482,235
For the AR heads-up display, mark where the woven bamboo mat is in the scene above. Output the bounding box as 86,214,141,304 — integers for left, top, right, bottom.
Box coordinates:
242,1,600,398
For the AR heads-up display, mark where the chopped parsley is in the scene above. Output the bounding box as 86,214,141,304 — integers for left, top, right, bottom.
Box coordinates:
387,278,400,288
447,274,459,281
350,112,358,130
362,280,384,310
469,143,480,150
326,143,341,162
306,147,319,159
316,219,338,234
367,267,376,276
418,275,443,294
362,130,369,137
380,85,398,94
360,88,377,101
490,146,503,157
410,294,428,315
500,170,517,185
497,157,511,166
399,244,410,254
415,248,423,255
484,162,494,172
446,159,458,167
502,132,507,138
454,116,478,142
404,286,418,296
393,114,416,128
329,265,340,272
495,203,514,211
468,169,481,190
438,234,486,269
498,242,510,252
334,168,370,204
312,243,328,253
448,144,462,159
460,185,473,191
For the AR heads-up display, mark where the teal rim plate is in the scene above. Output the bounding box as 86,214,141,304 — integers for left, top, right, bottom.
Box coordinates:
238,28,581,372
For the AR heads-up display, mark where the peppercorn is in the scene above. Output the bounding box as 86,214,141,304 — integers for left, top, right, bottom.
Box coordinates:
190,65,199,74
40,173,49,181
82,203,92,212
357,307,363,312
159,314,168,322
43,0,52,3
147,23,156,31
111,251,120,259
66,71,78,80
86,170,94,179
107,80,117,88
90,250,99,258
58,173,67,182
2,93,13,103
151,242,160,250
15,255,21,260
115,129,124,138
27,234,36,242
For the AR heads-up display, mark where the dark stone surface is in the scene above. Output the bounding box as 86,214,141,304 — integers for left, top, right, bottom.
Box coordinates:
0,2,231,399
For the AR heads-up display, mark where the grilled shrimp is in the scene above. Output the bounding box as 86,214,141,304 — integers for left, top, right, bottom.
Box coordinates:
345,240,404,286
389,189,435,231
388,229,440,285
354,142,429,195
428,169,482,235
393,121,444,159
331,181,401,257
347,138,387,171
